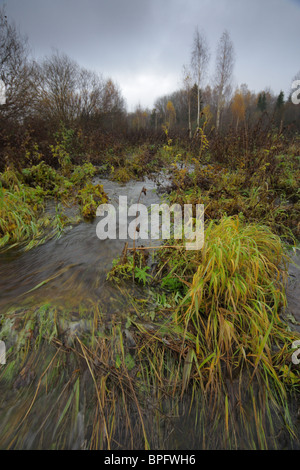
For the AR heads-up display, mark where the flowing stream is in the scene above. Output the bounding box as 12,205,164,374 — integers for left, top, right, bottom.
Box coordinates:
0,174,171,449
0,173,299,449
0,175,164,311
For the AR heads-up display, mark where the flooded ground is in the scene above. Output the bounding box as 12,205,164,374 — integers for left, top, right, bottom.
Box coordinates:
0,174,171,450
0,175,163,311
0,173,299,450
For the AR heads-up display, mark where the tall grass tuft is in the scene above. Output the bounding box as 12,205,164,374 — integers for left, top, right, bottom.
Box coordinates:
0,216,299,449
177,216,290,377
0,185,40,247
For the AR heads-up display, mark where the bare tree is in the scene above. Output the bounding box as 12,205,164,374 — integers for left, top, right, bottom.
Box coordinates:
0,6,36,121
0,7,27,81
191,27,210,128
214,30,235,130
77,67,105,120
35,50,126,130
36,51,80,124
154,95,168,125
101,78,126,130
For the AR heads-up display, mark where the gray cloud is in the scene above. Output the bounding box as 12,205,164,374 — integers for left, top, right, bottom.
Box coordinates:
1,0,300,110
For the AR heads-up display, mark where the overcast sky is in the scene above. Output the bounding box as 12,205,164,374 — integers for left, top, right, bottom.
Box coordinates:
1,0,300,111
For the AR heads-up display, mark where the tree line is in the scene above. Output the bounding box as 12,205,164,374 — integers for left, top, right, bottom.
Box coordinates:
128,28,300,136
0,7,126,131
0,6,299,170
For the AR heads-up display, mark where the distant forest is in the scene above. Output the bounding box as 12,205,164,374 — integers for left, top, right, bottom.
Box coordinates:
0,6,300,171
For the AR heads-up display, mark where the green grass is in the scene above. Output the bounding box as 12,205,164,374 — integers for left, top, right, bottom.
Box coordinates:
0,139,299,449
167,160,299,242
0,161,107,250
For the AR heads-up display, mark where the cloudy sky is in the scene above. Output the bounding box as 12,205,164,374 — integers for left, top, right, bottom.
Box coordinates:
1,0,300,111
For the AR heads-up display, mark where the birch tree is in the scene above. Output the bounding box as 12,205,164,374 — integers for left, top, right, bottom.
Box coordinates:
166,100,176,129
214,30,235,130
231,88,245,131
191,28,209,128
